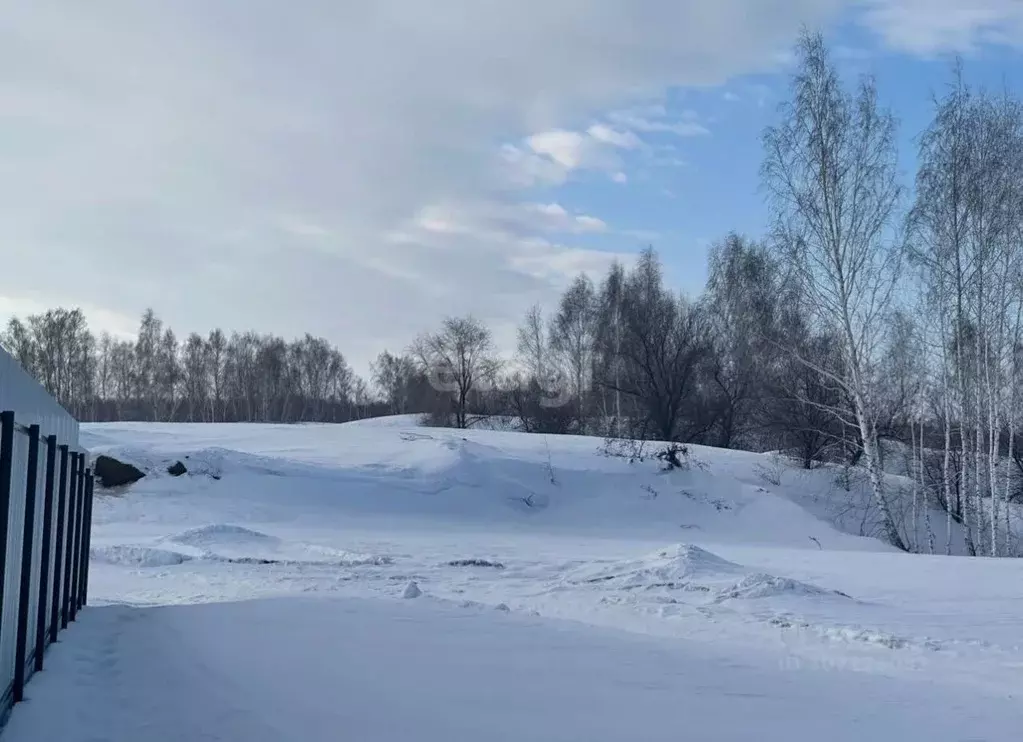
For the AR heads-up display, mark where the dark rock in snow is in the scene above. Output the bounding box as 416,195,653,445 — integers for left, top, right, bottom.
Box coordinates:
167,461,188,477
94,455,146,488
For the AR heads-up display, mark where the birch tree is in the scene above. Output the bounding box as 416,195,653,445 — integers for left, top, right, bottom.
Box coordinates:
551,275,597,429
593,261,627,434
516,304,554,391
909,65,975,552
762,30,907,550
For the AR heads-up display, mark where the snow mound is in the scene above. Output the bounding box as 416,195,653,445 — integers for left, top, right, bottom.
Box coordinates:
572,544,745,591
337,553,394,567
91,544,193,567
653,544,742,575
567,544,855,617
300,545,394,567
166,524,280,549
403,581,422,599
155,525,394,567
716,572,849,602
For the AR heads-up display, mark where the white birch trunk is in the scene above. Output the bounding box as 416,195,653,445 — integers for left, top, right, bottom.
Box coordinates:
921,417,935,554
944,393,954,555
987,330,999,557
911,418,919,552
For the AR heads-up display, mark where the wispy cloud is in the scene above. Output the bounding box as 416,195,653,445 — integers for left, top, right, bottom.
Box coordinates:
607,105,711,137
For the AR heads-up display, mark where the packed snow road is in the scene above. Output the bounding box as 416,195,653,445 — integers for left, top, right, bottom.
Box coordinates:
6,596,1020,742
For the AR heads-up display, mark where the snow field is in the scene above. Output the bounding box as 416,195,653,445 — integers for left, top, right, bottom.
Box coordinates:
8,596,1021,742
4,417,1022,740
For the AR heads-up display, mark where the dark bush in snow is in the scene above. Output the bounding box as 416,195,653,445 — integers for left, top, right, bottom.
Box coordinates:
656,443,689,471
447,559,505,569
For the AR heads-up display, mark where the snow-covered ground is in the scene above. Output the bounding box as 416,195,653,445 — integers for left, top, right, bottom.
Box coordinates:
5,418,1022,740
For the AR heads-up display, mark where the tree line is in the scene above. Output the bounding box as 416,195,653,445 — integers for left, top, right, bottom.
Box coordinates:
4,31,1023,555
1,308,372,424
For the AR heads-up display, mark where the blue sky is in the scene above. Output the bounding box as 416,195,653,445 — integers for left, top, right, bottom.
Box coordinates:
2,2,1023,374
525,24,1023,298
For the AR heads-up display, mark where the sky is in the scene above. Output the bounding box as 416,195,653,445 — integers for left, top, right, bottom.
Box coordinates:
3,1,1023,376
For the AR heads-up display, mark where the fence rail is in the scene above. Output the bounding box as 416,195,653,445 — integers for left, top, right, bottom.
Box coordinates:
0,409,93,724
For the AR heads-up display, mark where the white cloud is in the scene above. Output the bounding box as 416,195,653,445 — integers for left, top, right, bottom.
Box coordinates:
526,130,590,169
534,203,569,218
499,144,570,187
512,124,640,184
587,124,643,149
528,203,608,234
509,111,703,186
574,215,610,233
401,200,609,243
861,0,1023,54
0,0,845,371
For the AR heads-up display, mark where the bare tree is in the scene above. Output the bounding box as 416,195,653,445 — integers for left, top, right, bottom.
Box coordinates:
763,321,846,468
762,30,907,550
96,332,113,405
703,233,785,448
411,316,500,429
156,328,181,420
516,304,553,389
372,350,420,415
109,339,135,419
1,318,35,371
206,329,227,422
593,261,627,432
511,305,575,433
909,65,1023,556
909,64,975,552
607,248,713,442
182,333,209,421
551,275,596,429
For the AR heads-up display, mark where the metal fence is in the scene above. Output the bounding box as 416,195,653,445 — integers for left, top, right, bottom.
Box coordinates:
0,349,93,725
0,350,79,446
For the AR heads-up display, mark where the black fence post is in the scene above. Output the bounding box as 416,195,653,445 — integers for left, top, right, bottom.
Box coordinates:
34,435,58,672
70,453,85,621
14,424,41,703
51,445,68,641
61,451,79,629
0,411,14,634
80,471,94,607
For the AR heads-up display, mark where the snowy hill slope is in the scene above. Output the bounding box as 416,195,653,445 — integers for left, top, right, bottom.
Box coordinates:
77,420,1022,666
83,417,978,553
